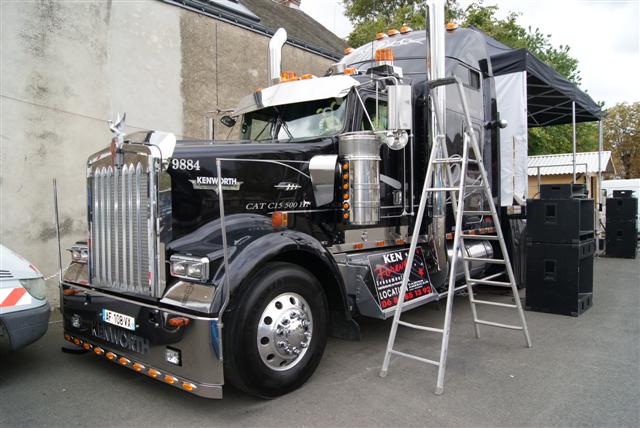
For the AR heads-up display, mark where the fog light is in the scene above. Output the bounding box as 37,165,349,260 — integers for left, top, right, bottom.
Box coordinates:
165,347,182,366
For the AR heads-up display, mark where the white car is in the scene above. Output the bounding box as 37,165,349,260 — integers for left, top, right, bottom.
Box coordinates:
0,245,50,352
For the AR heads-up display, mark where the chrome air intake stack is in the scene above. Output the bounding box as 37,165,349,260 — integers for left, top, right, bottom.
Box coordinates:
339,132,381,225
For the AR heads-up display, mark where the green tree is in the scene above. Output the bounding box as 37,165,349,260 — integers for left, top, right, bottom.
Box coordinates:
603,103,640,179
343,0,599,155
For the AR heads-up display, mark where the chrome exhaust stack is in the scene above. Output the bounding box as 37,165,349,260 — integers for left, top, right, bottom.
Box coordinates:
268,28,288,85
426,0,448,271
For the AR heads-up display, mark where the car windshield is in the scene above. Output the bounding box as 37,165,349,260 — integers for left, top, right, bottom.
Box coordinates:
240,98,347,142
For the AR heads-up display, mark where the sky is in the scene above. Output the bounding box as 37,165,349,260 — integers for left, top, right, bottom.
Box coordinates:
300,0,640,108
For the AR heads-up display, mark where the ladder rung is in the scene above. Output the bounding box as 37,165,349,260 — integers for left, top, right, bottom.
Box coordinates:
467,278,513,287
475,319,523,330
460,234,499,240
397,320,444,334
389,349,440,366
470,299,518,309
433,158,479,164
428,187,461,192
465,185,485,189
463,210,492,215
463,257,506,264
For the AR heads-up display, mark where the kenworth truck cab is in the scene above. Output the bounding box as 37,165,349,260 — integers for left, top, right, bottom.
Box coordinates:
60,24,516,399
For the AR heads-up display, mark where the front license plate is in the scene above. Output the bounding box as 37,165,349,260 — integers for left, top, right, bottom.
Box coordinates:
102,309,136,331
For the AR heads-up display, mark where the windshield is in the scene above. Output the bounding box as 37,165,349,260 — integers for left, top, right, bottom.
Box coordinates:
240,98,347,142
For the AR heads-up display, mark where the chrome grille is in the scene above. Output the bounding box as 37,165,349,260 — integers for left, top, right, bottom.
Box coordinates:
90,160,155,296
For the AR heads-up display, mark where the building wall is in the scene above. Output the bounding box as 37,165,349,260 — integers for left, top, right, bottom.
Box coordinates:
0,0,338,306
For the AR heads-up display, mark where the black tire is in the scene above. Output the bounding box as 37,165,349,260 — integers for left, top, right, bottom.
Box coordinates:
223,262,328,398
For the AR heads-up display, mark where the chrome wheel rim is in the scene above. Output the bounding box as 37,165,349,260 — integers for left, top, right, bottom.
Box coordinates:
256,292,313,371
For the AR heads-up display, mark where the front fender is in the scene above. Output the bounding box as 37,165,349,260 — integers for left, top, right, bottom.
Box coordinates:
167,214,349,318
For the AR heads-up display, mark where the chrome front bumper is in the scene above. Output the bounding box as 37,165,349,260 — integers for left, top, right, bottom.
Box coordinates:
61,282,224,399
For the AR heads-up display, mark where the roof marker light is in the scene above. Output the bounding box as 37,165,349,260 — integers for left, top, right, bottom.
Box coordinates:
375,48,394,64
300,73,317,80
446,22,458,31
400,26,413,34
343,47,353,55
280,71,299,82
375,32,387,40
343,67,358,76
387,29,400,37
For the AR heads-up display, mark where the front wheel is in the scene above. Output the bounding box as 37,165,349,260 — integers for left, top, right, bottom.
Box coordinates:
223,262,328,398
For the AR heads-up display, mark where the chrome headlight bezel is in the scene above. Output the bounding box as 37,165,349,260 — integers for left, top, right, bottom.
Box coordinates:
68,244,89,264
169,255,210,282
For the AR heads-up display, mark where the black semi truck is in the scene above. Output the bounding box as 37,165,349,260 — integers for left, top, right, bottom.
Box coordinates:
60,19,522,398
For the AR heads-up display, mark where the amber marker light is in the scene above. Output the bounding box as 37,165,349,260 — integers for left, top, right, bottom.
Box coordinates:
343,67,358,76
300,73,316,80
343,202,350,210
343,213,350,220
164,375,176,384
446,22,458,31
375,48,394,63
353,242,364,249
280,71,299,82
375,32,387,40
387,28,399,37
342,162,349,170
73,338,80,345
396,239,407,245
376,241,385,247
272,211,288,228
118,357,130,366
400,26,413,34
343,173,349,180
167,316,190,328
106,352,116,360
182,382,196,391
343,47,353,55
148,369,160,378
82,343,91,351
94,347,104,356
342,183,349,190
132,363,145,372
343,193,349,201
64,334,71,341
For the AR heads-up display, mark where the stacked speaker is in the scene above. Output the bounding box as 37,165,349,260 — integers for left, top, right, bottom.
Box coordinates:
526,184,594,317
606,190,638,259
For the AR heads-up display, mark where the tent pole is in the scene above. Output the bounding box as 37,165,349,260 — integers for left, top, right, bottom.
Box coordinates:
572,101,577,184
597,120,603,255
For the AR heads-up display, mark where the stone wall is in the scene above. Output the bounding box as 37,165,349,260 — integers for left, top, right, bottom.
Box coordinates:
0,0,337,306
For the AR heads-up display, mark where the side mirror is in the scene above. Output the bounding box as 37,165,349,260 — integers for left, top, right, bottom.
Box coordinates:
220,115,237,128
388,85,413,132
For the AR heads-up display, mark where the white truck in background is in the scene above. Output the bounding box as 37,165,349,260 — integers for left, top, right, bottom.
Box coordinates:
602,179,640,233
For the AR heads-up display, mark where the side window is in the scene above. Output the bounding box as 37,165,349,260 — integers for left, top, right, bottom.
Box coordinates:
453,63,481,90
361,98,388,131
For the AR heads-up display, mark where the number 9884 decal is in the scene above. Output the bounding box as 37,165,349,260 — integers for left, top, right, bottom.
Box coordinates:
171,158,201,171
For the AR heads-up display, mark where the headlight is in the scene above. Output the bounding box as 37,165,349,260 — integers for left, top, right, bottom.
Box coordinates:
170,255,209,282
19,277,47,300
68,244,89,264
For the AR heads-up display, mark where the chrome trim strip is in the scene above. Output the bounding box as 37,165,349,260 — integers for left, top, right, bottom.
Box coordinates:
62,281,220,321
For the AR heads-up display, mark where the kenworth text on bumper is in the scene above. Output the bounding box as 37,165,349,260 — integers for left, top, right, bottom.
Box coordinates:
60,9,526,399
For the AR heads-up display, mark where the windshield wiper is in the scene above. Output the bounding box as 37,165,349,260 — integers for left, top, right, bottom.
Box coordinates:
273,107,294,142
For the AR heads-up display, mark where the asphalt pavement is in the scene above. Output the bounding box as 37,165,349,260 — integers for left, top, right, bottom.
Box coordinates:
1,257,638,427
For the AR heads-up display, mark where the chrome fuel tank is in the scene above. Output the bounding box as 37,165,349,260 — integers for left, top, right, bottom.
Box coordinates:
339,132,381,225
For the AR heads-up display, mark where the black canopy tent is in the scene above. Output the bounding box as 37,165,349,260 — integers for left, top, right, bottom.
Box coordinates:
481,31,602,127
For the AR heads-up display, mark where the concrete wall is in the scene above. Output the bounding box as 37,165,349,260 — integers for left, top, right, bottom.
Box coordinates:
0,0,337,306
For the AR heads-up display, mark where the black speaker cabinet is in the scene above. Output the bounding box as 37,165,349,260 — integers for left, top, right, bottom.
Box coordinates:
606,222,638,259
606,197,638,223
527,198,594,244
526,240,594,317
540,183,587,199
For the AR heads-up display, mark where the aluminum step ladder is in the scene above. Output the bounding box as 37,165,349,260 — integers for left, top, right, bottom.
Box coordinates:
379,76,532,395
